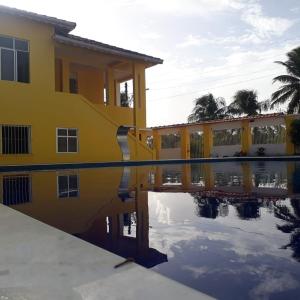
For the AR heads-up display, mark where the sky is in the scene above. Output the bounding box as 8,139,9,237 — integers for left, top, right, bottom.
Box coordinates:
1,0,299,127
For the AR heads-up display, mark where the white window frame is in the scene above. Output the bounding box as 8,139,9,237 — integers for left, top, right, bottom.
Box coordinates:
0,35,30,82
0,125,32,155
56,128,79,153
56,173,80,199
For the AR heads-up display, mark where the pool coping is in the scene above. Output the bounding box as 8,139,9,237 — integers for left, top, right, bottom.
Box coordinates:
0,156,300,172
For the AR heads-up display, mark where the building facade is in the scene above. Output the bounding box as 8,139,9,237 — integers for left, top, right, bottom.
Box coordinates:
0,5,162,166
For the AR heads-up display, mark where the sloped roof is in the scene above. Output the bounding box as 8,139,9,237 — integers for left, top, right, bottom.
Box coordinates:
54,34,163,65
0,5,76,34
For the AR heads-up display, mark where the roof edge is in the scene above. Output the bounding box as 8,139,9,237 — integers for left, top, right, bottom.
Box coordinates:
150,113,299,130
54,34,164,65
0,5,76,34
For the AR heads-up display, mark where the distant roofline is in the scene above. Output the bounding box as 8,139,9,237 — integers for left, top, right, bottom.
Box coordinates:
54,34,163,65
151,113,299,129
0,5,163,65
0,5,76,34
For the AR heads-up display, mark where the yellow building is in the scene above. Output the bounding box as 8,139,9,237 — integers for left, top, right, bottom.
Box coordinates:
0,5,163,166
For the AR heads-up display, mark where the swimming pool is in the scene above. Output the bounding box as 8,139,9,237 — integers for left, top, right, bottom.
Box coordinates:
1,160,299,299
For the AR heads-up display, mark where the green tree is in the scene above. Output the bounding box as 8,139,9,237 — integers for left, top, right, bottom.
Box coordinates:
227,89,260,116
188,93,226,122
271,47,300,113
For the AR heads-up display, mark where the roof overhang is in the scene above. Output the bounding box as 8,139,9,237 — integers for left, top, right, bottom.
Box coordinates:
54,34,164,66
0,5,76,34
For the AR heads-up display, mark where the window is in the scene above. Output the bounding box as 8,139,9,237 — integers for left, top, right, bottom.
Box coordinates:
2,175,31,206
213,128,241,146
0,125,31,154
161,133,181,149
252,125,286,145
57,174,79,198
0,35,29,83
57,128,78,153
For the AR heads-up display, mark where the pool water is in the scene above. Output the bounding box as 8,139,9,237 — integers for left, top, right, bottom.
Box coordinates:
1,161,300,300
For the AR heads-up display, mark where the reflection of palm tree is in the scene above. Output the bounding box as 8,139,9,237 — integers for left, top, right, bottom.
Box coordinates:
274,199,300,262
235,201,261,220
191,194,221,219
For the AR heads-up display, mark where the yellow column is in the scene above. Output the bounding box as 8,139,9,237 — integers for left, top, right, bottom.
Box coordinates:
181,127,190,159
106,68,116,106
154,166,163,188
153,130,161,160
204,164,214,189
241,120,252,155
62,59,70,93
285,115,295,155
203,124,212,158
242,163,252,193
182,164,191,190
287,162,295,195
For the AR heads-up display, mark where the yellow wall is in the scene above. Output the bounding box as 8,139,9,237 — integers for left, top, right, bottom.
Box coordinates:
0,15,153,165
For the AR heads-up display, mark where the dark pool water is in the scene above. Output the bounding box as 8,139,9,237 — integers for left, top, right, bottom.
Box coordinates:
1,161,300,300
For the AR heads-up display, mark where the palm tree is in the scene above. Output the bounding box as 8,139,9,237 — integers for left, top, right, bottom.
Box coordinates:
271,47,300,113
188,93,226,122
227,89,261,116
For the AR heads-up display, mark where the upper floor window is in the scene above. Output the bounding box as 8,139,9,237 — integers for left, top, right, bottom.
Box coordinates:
57,128,78,153
0,35,29,83
0,125,31,154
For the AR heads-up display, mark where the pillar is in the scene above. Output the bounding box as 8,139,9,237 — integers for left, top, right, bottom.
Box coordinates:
182,164,191,190
241,120,252,155
153,130,161,160
106,67,116,106
242,163,252,193
203,124,212,158
180,127,190,159
62,58,70,93
203,164,214,189
285,115,295,155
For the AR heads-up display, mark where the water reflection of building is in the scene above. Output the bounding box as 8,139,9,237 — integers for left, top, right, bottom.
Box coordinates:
0,168,167,269
1,161,300,263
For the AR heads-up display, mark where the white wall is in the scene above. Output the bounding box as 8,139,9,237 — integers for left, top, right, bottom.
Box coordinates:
212,145,242,157
249,144,286,156
160,148,181,159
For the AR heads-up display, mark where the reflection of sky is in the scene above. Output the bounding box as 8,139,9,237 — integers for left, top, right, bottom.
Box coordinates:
148,192,300,300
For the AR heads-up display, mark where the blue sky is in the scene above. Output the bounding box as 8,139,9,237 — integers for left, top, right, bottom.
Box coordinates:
1,0,299,126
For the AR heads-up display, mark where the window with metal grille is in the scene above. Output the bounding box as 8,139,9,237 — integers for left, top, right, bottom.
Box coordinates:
0,35,30,83
57,128,78,153
57,174,79,198
0,125,31,154
2,175,31,206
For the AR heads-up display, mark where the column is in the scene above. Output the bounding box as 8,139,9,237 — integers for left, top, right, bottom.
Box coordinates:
242,163,252,193
203,124,212,158
106,67,116,106
241,120,252,155
180,127,190,159
153,130,161,160
285,115,295,155
182,164,191,190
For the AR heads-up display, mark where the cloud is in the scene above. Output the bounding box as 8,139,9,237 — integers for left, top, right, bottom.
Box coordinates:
241,2,295,38
140,32,162,40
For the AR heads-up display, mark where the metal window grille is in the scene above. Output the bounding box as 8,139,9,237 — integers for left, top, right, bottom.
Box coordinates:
0,125,31,154
57,174,79,198
213,129,241,146
161,134,181,149
2,175,31,206
0,35,30,83
252,125,286,145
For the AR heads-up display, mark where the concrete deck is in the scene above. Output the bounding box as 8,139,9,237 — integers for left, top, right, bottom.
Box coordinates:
0,204,213,300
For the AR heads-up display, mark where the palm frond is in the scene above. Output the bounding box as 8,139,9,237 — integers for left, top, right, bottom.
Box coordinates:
271,89,296,108
272,75,300,84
